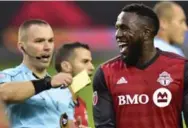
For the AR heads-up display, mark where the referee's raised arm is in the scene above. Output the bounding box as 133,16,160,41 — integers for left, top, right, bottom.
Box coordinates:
0,72,72,104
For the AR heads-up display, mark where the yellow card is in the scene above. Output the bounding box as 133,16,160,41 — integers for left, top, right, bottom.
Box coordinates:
69,70,91,94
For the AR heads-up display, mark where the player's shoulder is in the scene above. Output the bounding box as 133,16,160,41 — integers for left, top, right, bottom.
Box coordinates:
0,64,23,77
160,50,187,63
100,55,124,69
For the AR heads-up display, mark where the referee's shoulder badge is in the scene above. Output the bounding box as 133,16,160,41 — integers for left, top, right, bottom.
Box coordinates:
60,113,68,128
0,73,5,79
93,91,98,106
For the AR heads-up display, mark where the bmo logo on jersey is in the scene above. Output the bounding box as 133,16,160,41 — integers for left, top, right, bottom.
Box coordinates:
118,88,172,107
118,94,149,105
153,88,172,107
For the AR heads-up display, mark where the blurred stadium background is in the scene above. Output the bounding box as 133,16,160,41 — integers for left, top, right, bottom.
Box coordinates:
0,1,188,128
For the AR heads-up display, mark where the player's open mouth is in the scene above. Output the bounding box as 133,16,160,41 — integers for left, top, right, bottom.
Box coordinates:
118,42,128,54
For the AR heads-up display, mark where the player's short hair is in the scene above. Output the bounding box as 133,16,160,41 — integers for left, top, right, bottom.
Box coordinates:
55,42,90,72
122,3,159,36
153,1,179,21
18,19,50,42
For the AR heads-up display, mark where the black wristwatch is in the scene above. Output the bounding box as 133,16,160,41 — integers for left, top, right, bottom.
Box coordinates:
32,76,52,94
43,76,52,89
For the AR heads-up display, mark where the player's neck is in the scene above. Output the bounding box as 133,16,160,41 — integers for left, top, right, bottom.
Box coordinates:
138,42,157,65
156,32,170,44
22,60,47,79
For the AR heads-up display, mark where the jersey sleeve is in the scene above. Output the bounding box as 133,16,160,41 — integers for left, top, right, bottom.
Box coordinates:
92,67,116,128
0,72,11,84
183,61,188,126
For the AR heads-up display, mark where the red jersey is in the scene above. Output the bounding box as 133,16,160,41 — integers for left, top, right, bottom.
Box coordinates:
74,97,88,127
93,49,188,128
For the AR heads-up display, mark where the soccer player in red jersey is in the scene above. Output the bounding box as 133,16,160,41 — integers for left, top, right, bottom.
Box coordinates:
60,97,89,128
55,42,94,128
74,97,88,127
93,3,188,128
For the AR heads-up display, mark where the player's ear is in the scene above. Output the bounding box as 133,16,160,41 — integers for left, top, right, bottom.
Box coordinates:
143,26,152,41
60,61,72,73
159,19,168,30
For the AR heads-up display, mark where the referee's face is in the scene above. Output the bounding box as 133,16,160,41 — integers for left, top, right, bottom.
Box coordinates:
24,24,54,69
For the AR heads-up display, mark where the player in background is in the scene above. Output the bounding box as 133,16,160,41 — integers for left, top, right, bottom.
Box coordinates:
93,3,188,128
74,97,88,127
0,19,76,128
154,1,187,57
55,42,94,128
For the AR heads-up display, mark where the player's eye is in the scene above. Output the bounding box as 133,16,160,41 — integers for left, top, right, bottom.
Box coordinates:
82,59,89,64
119,24,129,30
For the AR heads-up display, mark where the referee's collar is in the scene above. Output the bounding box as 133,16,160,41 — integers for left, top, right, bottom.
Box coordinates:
32,72,50,79
19,63,50,78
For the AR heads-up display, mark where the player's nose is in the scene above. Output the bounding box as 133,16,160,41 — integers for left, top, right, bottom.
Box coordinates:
116,29,123,39
87,63,95,75
183,22,188,31
89,63,95,71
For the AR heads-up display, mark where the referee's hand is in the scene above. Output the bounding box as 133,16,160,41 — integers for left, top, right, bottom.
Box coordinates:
51,73,72,88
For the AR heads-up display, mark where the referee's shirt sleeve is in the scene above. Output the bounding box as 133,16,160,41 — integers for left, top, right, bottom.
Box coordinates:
92,67,116,128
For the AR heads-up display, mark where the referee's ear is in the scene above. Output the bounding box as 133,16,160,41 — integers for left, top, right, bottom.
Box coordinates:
60,61,72,73
17,42,24,54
